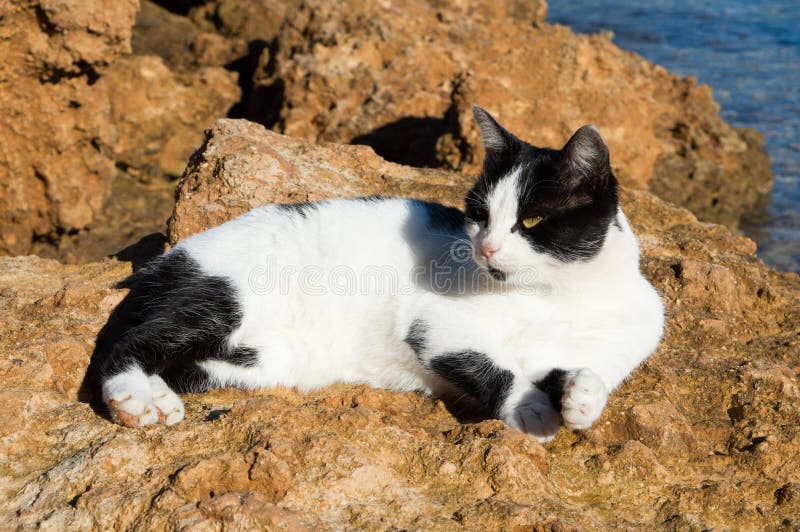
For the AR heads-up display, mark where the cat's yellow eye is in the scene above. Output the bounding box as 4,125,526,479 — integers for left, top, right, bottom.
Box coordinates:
521,216,542,229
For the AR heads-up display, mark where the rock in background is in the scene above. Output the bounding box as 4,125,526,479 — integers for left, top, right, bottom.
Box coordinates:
0,0,139,256
258,0,770,227
0,0,774,262
0,0,241,260
1,121,797,529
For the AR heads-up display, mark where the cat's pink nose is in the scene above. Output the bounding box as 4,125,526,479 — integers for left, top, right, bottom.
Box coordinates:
481,243,498,259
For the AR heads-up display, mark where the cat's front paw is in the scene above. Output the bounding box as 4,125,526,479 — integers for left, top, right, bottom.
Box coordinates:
500,388,561,443
561,369,608,431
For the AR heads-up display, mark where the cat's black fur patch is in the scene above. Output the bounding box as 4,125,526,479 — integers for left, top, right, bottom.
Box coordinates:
404,319,429,361
488,267,507,282
535,368,568,411
355,194,388,202
466,107,618,263
89,249,256,394
277,202,315,217
428,351,514,416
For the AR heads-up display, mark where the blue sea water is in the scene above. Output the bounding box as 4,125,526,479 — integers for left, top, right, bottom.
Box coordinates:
548,0,800,273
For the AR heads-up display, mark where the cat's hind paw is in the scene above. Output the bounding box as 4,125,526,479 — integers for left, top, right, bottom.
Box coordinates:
561,368,608,431
103,380,160,428
148,375,185,425
103,369,160,427
102,368,175,428
501,388,561,443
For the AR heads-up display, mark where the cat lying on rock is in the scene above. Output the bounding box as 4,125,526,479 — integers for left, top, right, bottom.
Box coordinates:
91,106,664,443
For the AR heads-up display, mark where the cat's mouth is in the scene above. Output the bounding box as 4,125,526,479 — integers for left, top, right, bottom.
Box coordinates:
488,267,507,282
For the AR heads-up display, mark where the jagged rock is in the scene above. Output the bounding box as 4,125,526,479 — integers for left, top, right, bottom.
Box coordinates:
132,1,248,72
1,121,797,529
0,0,240,259
98,55,240,178
0,0,139,255
0,0,773,264
167,120,466,242
260,0,770,228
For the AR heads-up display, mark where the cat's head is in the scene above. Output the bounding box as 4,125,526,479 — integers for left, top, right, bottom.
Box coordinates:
464,105,619,287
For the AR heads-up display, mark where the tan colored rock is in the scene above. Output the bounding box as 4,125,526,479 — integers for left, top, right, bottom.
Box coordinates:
98,55,240,178
188,0,304,44
264,0,769,228
627,400,697,458
0,0,243,260
1,122,798,529
167,119,467,242
0,0,139,255
133,0,248,72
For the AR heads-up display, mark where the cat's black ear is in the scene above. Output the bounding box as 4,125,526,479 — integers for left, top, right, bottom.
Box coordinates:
472,105,518,156
558,124,611,189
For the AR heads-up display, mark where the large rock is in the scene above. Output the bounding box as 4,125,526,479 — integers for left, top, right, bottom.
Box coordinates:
167,120,466,242
98,55,240,178
258,0,770,228
0,0,139,256
0,0,242,259
0,0,773,263
2,120,798,529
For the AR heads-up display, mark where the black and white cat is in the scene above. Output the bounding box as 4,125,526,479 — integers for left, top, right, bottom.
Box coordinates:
92,106,664,442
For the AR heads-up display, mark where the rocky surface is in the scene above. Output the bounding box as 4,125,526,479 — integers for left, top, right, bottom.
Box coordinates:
99,55,239,179
254,0,769,227
2,120,798,529
167,120,467,243
0,0,139,256
0,0,240,259
0,0,773,262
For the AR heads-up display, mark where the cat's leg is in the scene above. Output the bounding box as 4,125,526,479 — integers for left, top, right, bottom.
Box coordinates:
97,326,189,427
97,319,219,427
537,368,608,431
425,351,561,442
93,249,251,427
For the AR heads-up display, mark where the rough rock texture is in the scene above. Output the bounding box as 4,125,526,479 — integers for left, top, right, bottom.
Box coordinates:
133,0,247,74
98,55,240,178
186,0,305,44
0,0,773,262
261,0,770,227
2,121,798,529
0,0,241,259
101,0,242,179
167,121,466,243
0,0,139,256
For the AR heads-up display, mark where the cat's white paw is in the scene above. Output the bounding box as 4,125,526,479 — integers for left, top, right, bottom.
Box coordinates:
148,375,185,425
103,385,159,428
501,388,561,443
102,368,182,427
103,369,160,427
561,369,608,431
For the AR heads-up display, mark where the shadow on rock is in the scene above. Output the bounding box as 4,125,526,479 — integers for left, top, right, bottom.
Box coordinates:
351,116,452,168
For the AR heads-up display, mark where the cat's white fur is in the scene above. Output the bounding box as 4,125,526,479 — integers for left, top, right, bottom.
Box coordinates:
104,169,663,441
